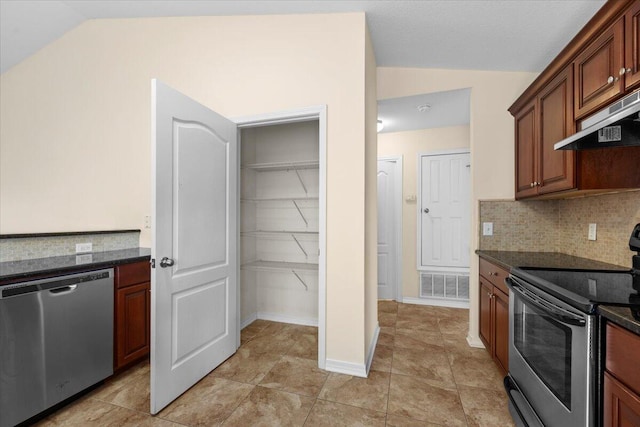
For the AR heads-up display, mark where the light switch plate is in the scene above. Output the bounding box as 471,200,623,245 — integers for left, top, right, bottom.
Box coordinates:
483,222,494,236
588,223,597,241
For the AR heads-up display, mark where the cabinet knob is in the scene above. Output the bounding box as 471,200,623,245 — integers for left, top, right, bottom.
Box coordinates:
607,76,614,84
530,182,534,188
627,67,632,74
620,67,627,76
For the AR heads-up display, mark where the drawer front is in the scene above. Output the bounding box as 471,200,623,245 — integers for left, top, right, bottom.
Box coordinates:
115,261,150,289
479,258,509,294
606,323,640,395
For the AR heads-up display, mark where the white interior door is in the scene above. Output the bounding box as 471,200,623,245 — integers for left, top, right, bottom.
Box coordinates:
419,152,470,269
151,80,238,414
377,158,400,300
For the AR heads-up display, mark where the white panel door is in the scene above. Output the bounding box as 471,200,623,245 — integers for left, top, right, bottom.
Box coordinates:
151,80,237,414
377,159,398,300
420,152,470,269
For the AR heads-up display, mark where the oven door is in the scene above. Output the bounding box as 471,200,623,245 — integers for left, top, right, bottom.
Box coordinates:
506,275,595,427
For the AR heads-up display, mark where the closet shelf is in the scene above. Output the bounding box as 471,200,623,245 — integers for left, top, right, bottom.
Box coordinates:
241,196,318,202
241,260,318,272
242,160,319,172
241,231,319,237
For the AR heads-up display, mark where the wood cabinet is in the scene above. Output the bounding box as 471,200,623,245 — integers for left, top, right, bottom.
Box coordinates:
510,0,640,200
603,323,640,426
515,66,576,199
478,257,509,375
574,17,625,119
114,261,150,371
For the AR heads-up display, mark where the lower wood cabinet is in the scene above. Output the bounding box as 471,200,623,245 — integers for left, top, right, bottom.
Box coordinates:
603,323,640,426
114,261,150,371
478,258,510,375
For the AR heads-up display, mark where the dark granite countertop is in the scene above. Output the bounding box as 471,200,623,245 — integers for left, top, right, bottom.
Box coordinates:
477,250,639,335
598,305,640,335
476,250,630,272
0,247,151,284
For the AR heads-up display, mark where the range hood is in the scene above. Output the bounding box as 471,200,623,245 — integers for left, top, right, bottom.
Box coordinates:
554,90,640,150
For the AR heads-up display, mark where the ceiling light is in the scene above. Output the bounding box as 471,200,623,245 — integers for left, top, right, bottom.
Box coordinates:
417,104,431,113
377,120,384,132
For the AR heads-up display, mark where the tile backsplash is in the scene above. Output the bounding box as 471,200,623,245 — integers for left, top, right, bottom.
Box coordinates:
0,231,141,262
480,190,640,267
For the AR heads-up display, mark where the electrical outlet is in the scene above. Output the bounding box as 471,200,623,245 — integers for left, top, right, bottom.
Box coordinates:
588,223,597,241
483,222,494,236
76,242,92,253
144,215,152,229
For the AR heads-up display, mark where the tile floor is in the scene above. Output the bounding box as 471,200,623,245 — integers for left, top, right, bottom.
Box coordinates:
34,301,514,426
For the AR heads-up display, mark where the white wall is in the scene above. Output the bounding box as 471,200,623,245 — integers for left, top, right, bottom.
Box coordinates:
378,125,470,298
377,68,538,346
0,13,373,369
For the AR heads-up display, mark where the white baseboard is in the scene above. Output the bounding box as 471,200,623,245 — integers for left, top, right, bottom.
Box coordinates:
325,358,367,378
403,296,470,309
242,311,318,327
365,323,380,375
466,334,485,349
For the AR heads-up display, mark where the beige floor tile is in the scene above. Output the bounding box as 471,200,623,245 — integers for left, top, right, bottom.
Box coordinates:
259,355,329,397
447,352,504,391
159,376,254,426
222,386,314,427
36,398,177,427
387,374,467,426
378,300,399,313
391,347,454,383
437,316,469,335
287,332,318,361
458,385,515,427
242,331,297,356
318,371,390,412
394,314,439,332
394,329,444,352
370,344,393,373
211,347,283,384
304,400,386,427
379,312,398,327
385,414,443,426
442,334,490,359
241,319,272,343
377,327,395,347
425,306,469,320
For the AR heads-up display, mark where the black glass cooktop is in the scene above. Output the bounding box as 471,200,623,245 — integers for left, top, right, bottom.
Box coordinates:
511,267,640,314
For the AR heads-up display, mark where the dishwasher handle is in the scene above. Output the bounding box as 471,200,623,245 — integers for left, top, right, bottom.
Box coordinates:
49,284,78,295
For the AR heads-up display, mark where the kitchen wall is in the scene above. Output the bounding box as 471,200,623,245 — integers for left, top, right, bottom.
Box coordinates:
0,13,375,371
479,190,640,267
378,125,471,298
378,67,538,346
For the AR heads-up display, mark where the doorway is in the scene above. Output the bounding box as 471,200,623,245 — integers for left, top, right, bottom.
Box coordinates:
234,107,327,370
377,157,403,301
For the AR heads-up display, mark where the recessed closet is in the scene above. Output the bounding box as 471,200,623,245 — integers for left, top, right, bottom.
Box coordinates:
240,121,320,328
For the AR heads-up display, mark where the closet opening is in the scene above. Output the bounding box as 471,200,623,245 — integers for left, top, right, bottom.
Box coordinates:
235,107,326,369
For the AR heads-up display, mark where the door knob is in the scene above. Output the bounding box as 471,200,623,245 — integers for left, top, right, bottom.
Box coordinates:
423,208,430,213
160,257,175,268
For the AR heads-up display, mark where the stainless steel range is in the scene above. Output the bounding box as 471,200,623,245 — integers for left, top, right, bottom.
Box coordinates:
504,225,640,427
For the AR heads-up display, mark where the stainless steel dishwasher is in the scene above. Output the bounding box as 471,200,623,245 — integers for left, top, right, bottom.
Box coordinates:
0,269,114,427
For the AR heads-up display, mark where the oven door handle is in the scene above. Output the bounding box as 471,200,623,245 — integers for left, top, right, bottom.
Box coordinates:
506,277,586,327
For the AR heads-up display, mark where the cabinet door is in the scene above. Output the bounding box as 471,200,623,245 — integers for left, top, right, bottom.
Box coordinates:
538,65,576,195
479,279,493,352
493,287,509,375
514,99,538,199
625,1,640,90
603,372,640,427
115,282,150,369
574,18,625,119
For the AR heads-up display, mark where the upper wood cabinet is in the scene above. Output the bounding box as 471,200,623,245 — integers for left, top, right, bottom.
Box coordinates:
625,1,640,89
511,0,640,200
515,65,575,199
574,17,625,119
